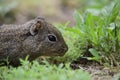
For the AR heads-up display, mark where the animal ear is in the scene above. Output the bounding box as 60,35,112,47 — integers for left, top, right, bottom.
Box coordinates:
30,19,44,35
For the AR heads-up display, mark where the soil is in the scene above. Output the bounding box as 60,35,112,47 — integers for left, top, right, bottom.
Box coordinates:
70,60,120,80
69,45,120,80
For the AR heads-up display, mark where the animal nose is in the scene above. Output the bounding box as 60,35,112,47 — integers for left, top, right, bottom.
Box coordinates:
57,44,68,56
62,44,68,53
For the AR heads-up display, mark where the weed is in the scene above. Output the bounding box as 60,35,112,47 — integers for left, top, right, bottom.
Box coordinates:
0,60,92,80
65,0,120,66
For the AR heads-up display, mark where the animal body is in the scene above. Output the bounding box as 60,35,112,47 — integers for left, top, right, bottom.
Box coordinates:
0,17,68,67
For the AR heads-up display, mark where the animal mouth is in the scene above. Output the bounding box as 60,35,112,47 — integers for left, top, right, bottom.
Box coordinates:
55,51,65,56
45,52,65,56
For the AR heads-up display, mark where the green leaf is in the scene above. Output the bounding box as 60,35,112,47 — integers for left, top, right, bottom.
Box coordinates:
89,48,101,59
74,10,83,28
65,27,82,35
108,23,115,31
105,1,120,26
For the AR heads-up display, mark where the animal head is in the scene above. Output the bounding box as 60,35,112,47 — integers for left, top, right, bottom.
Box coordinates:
23,17,68,58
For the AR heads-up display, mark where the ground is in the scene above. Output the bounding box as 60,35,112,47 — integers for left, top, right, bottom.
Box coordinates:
71,60,120,80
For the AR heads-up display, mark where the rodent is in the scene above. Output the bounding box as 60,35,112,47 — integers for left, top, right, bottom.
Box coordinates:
0,17,68,67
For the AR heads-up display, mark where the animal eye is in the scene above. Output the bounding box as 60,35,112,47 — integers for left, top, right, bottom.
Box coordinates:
48,34,57,42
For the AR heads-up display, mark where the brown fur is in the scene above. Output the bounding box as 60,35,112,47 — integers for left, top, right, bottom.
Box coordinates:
0,17,68,67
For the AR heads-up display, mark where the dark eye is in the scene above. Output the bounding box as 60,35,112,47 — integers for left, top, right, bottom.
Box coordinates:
48,34,57,42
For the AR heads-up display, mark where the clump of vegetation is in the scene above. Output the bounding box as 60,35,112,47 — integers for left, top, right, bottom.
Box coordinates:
0,59,92,80
64,0,120,66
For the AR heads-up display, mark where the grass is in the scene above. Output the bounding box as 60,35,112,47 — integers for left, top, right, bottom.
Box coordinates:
0,59,92,80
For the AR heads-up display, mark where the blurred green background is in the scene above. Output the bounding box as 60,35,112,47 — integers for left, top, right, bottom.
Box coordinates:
0,0,112,25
